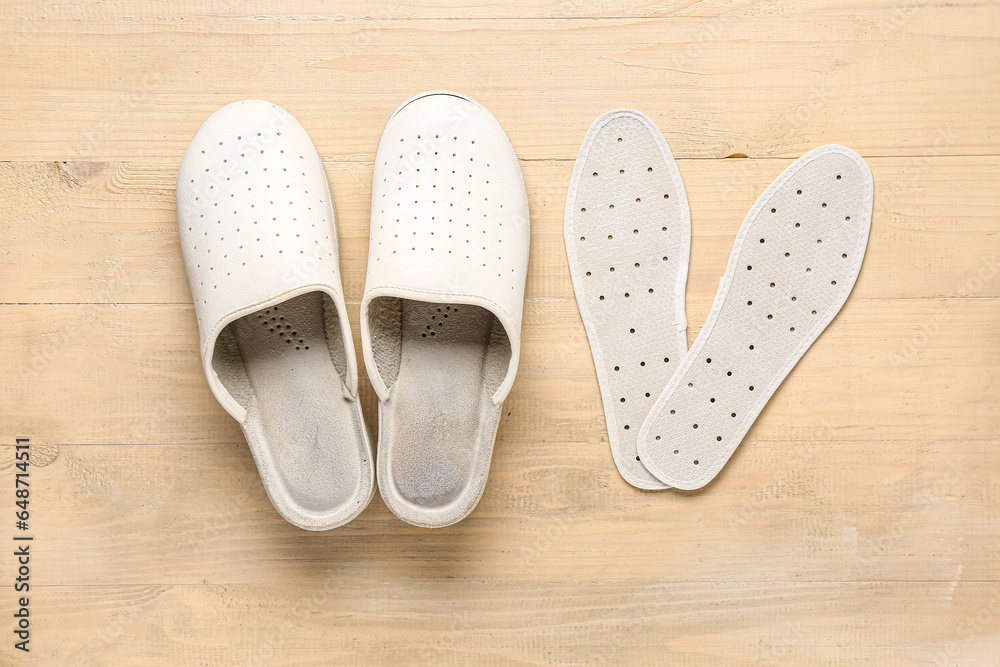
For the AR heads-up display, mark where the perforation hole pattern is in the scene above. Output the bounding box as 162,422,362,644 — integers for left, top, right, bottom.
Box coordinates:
366,95,529,303
176,101,341,333
254,305,311,350
566,112,689,487
641,149,870,486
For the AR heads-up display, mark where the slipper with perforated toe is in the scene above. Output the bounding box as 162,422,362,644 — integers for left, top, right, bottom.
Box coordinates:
361,91,530,528
637,145,873,490
177,100,375,530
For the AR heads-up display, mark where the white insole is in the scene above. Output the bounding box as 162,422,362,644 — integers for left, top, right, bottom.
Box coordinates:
230,292,369,515
637,145,873,490
564,110,691,489
380,301,500,512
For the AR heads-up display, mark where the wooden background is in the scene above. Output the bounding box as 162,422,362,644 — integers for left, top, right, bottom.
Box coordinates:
2,1,999,664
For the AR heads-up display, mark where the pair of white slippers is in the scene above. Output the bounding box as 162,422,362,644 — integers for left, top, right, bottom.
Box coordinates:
176,92,529,529
564,110,873,490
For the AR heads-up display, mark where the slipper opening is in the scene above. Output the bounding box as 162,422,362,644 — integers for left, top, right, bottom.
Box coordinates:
369,296,509,513
212,291,351,409
212,291,369,518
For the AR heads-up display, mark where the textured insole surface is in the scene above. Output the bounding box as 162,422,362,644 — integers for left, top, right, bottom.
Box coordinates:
384,301,498,509
638,145,873,490
230,292,365,513
564,110,691,489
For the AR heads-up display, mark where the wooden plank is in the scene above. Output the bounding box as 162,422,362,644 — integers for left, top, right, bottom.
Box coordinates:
0,0,926,20
1,580,997,665
1,7,998,160
0,437,995,586
2,297,997,444
2,157,998,305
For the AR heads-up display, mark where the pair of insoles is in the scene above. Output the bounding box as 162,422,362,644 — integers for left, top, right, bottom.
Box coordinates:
564,110,873,490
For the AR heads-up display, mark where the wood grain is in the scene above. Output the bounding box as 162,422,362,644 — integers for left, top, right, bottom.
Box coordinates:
2,298,998,444
1,0,998,664
3,436,997,583
1,4,998,161
2,157,998,304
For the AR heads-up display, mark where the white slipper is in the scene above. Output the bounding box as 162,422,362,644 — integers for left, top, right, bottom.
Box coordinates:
637,145,873,490
176,100,375,530
563,110,691,489
361,91,529,528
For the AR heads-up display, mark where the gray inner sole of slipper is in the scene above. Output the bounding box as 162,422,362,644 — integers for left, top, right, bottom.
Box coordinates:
215,291,367,516
376,299,508,516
